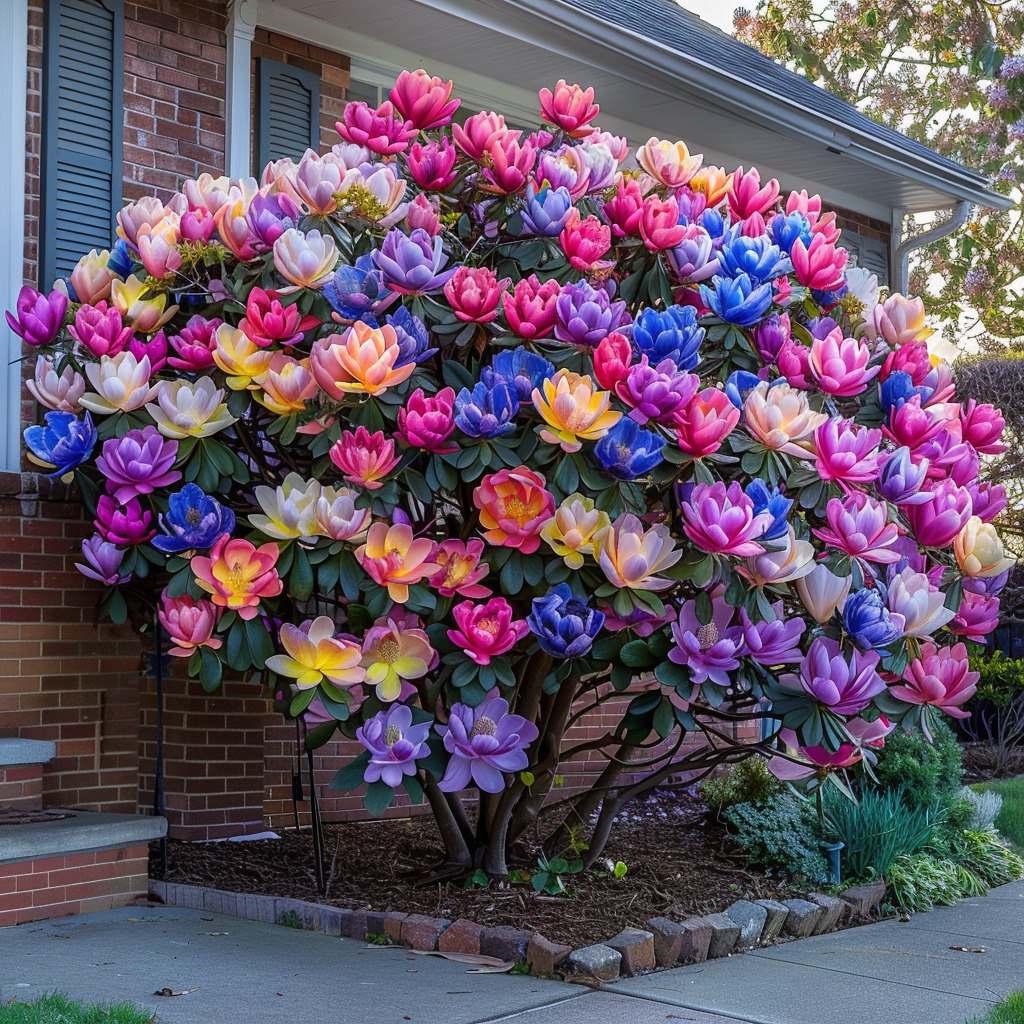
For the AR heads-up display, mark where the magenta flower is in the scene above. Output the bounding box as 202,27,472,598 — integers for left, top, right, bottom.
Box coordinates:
397,387,457,453
407,138,459,192
906,479,973,548
443,265,509,323
790,234,848,292
951,590,1000,641
6,286,67,347
502,275,560,340
959,399,1006,455
618,357,699,426
808,327,878,397
69,303,133,358
813,493,901,564
128,330,168,373
890,641,978,719
669,590,744,687
740,604,805,666
95,426,180,504
447,597,528,665
883,397,945,452
437,693,539,793
94,495,154,546
75,535,132,585
357,704,432,788
430,539,491,599
681,481,770,557
337,100,416,155
168,315,221,372
329,426,401,491
481,135,536,195
967,480,1007,524
813,418,883,487
780,637,885,716
390,70,460,130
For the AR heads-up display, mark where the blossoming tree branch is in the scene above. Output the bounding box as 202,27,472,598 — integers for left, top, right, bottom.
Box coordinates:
10,71,1013,875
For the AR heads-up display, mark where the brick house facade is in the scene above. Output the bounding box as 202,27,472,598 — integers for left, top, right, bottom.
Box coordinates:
0,0,996,843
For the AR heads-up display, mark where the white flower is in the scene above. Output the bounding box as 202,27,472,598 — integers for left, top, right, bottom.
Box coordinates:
79,352,158,414
146,377,236,438
27,356,85,412
249,473,322,540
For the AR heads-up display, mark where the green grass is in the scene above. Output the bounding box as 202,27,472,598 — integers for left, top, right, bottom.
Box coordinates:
968,990,1024,1023
0,993,154,1024
971,777,1024,853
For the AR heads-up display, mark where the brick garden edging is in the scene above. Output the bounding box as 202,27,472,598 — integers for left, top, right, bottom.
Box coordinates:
148,878,886,982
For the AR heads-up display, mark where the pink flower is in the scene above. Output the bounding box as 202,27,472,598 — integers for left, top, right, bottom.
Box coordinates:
813,493,901,564
681,481,770,557
452,111,512,162
890,641,978,719
539,80,599,137
407,138,459,192
405,193,441,236
592,332,633,392
94,495,155,546
168,315,221,372
430,539,491,599
329,426,401,490
808,328,878,397
639,196,685,251
960,399,1006,455
397,387,457,453
337,100,416,155
674,387,740,458
864,294,931,347
791,234,848,292
502,274,560,340
389,69,460,129
69,303,133,358
952,590,1000,640
481,135,536,195
603,178,644,238
813,419,883,487
158,593,222,657
777,339,812,389
883,397,945,451
906,479,974,548
727,166,780,220
474,466,555,554
443,266,509,323
447,597,528,665
559,211,612,270
180,206,215,241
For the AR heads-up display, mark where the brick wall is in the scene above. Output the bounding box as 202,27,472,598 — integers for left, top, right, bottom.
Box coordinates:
833,206,891,245
0,765,44,810
0,844,150,927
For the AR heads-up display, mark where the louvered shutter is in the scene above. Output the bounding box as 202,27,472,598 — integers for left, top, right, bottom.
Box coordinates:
256,59,320,174
40,0,123,288
840,230,890,289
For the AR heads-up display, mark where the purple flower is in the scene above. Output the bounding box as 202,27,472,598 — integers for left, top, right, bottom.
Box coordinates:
6,286,68,347
437,693,539,793
247,190,301,249
554,281,630,346
621,357,700,426
668,227,719,283
94,495,154,546
753,312,790,363
75,535,132,585
521,184,573,236
95,426,180,504
372,228,456,294
877,447,930,505
779,637,885,716
669,591,744,687
387,306,437,367
356,704,432,788
740,605,804,666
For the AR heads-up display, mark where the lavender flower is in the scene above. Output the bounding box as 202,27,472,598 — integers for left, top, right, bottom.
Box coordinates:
357,704,432,788
372,227,456,294
75,535,132,585
779,637,885,716
95,427,180,504
669,591,744,687
554,280,630,346
740,605,805,666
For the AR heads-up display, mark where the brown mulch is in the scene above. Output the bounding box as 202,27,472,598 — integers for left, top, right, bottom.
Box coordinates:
154,786,793,946
961,743,1024,784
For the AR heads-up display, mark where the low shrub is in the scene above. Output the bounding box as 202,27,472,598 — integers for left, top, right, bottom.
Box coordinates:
960,829,1024,888
968,990,1024,1024
701,756,779,813
961,787,1005,832
872,720,963,809
973,776,1024,852
0,993,153,1024
722,792,827,884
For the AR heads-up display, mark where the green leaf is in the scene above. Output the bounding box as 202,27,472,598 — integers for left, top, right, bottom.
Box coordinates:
289,687,316,717
329,751,370,791
364,780,396,817
289,545,314,601
620,639,655,668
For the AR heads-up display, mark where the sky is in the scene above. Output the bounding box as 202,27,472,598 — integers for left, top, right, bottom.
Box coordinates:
676,0,738,32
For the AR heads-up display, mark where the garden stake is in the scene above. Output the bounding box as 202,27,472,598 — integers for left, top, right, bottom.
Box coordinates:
153,618,168,876
304,722,327,895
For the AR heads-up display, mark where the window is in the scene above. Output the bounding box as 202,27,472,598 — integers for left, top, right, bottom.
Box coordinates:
40,0,123,289
255,58,320,172
841,229,890,289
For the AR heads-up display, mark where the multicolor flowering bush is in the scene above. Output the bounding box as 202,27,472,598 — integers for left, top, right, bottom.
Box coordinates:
12,70,1013,873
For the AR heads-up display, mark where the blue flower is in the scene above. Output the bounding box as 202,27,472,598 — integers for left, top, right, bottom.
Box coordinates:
843,587,904,655
24,411,96,478
527,583,605,658
768,211,813,254
718,235,790,285
454,381,520,439
700,273,774,327
725,370,768,409
745,480,792,542
483,347,555,402
593,418,665,480
107,239,135,277
811,283,849,307
520,184,574,237
387,306,437,368
879,370,933,415
153,483,236,554
699,208,727,243
324,254,391,323
631,305,704,370
877,447,930,506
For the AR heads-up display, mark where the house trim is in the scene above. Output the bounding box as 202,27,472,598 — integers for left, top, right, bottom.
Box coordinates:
227,0,259,179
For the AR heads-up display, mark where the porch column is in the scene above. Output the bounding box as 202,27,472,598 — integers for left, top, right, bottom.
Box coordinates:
226,0,259,179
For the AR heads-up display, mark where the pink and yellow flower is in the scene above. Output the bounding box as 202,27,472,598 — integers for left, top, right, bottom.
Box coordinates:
110,275,178,333
329,426,401,490
540,493,611,569
474,466,555,554
890,641,978,719
429,539,491,599
158,593,222,657
254,353,317,415
447,598,528,665
863,293,933,347
637,138,702,188
212,325,274,390
71,250,120,305
954,516,1015,578
310,322,414,398
355,521,439,603
742,382,826,459
267,615,365,690
532,369,621,453
599,512,681,591
272,227,338,288
191,533,283,620
137,220,183,278
360,617,434,701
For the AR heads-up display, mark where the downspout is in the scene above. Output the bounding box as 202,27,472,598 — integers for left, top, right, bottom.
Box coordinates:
893,200,971,292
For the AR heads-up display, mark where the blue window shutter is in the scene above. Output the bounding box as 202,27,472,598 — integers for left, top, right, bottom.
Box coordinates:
256,59,320,174
40,0,123,288
841,229,890,289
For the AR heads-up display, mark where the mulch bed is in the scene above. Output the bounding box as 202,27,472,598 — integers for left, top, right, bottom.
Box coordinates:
962,743,1024,784
154,786,792,946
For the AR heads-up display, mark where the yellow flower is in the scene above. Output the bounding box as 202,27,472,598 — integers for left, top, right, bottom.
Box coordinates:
954,516,1015,578
266,615,366,691
110,274,178,332
249,472,322,540
742,382,827,459
212,325,274,390
532,369,621,453
540,493,611,569
355,522,439,604
255,353,317,415
688,165,733,206
146,377,236,438
360,619,434,702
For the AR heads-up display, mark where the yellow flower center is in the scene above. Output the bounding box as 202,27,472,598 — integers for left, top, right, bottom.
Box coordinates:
385,724,402,748
378,635,401,663
226,559,248,591
471,716,497,738
477,617,498,637
504,496,529,520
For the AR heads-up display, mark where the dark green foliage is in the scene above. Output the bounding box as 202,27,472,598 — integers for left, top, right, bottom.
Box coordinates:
701,756,780,812
722,793,828,883
872,720,963,809
0,993,153,1024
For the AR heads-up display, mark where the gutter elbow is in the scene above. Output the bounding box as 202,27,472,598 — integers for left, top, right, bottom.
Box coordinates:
893,200,971,292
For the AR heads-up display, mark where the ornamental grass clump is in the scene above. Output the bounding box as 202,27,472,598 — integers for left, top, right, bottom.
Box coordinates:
13,69,1012,875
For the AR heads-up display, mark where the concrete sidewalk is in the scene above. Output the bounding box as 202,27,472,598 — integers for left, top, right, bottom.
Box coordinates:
2,884,1022,1024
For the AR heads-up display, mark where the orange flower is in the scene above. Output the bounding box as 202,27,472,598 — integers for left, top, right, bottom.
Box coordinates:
191,534,283,620
309,322,415,398
473,466,555,554
355,522,439,604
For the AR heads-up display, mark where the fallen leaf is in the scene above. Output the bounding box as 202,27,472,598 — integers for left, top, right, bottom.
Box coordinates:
154,987,198,997
403,949,512,969
949,945,986,953
51,934,70,940
199,931,229,936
